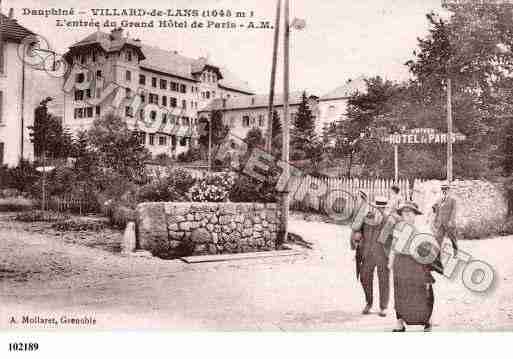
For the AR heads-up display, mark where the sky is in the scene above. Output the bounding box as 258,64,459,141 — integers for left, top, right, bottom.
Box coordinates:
2,0,448,96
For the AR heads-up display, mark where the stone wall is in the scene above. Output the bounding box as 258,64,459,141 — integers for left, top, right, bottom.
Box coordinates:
415,180,508,239
136,202,282,258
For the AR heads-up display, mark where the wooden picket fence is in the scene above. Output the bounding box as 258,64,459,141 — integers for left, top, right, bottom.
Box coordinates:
46,194,100,215
290,177,428,214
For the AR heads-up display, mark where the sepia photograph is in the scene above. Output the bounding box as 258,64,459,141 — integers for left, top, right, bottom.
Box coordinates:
1,0,513,352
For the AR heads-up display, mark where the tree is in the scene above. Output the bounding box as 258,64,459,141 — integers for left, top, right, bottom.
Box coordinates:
244,127,265,151
291,92,317,160
29,97,73,161
87,113,150,182
198,110,230,148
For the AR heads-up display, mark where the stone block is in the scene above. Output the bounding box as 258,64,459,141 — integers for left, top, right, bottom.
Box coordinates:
179,222,191,231
191,228,211,244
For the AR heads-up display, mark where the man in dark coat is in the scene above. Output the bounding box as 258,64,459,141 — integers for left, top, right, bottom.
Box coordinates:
432,182,458,255
353,196,391,317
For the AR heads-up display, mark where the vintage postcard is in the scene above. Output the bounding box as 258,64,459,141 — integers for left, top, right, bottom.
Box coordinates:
1,0,513,350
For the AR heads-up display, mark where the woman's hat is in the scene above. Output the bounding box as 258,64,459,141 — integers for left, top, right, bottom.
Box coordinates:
397,201,423,216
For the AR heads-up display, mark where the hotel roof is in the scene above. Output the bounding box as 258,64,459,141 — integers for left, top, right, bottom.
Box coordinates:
67,30,254,95
199,91,313,112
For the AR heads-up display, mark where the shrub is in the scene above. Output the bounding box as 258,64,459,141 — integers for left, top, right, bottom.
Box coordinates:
189,172,234,202
0,160,40,193
177,147,202,163
137,168,195,203
51,218,107,232
15,210,70,222
0,197,35,212
229,175,279,203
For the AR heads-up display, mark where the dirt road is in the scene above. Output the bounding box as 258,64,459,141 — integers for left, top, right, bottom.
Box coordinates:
1,216,513,331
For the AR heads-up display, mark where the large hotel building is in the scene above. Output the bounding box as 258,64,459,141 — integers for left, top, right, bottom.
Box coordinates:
62,27,254,158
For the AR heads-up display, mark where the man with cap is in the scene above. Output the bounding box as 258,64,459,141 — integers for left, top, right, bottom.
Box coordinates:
353,195,392,317
432,182,458,255
387,183,402,212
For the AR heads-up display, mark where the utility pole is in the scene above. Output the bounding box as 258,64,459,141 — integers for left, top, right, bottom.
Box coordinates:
394,143,398,183
447,77,453,182
266,0,281,153
281,0,290,242
208,116,212,172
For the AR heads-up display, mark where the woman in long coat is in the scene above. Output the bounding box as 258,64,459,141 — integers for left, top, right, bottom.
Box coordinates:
390,201,435,332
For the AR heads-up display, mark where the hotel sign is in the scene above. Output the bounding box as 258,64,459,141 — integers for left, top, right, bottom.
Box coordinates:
380,128,466,145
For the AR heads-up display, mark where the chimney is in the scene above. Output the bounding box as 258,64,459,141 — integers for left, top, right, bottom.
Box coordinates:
110,27,123,41
8,7,14,18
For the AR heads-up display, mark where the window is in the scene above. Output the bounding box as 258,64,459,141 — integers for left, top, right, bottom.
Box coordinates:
162,96,167,107
151,77,157,87
76,73,85,83
170,97,177,108
140,94,146,103
149,93,158,104
180,137,187,146
159,136,167,146
125,70,131,82
92,53,97,63
180,84,186,93
258,115,265,127
74,90,84,101
138,132,146,145
81,55,86,65
0,142,4,166
243,116,250,127
139,74,146,85
182,100,186,109
171,82,178,92
206,92,211,99
95,106,101,116
150,111,157,120
149,134,155,145
162,113,168,125
87,107,93,118
160,79,167,90
96,70,102,78
126,51,132,62
85,89,91,98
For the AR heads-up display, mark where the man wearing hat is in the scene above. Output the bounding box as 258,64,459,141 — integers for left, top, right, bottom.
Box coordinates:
353,195,392,317
387,183,402,212
432,182,458,254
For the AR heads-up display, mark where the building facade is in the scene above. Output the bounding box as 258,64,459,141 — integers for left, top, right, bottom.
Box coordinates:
197,79,366,148
62,28,254,159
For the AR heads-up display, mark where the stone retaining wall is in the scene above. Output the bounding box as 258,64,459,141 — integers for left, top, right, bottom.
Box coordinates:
415,180,508,238
136,202,282,258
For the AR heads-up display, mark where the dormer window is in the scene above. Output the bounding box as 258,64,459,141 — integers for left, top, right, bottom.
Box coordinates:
126,51,132,62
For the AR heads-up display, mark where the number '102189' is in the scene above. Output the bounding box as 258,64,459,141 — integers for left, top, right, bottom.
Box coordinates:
9,343,39,351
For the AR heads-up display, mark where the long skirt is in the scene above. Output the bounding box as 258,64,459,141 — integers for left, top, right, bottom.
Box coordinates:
393,253,434,325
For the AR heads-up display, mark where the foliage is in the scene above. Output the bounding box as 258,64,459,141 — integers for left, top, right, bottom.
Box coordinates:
87,113,151,182
51,218,107,232
177,147,202,163
198,110,230,149
137,167,195,203
29,97,73,161
0,160,40,193
188,172,234,202
14,210,70,222
229,174,279,203
291,92,317,160
0,197,35,212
